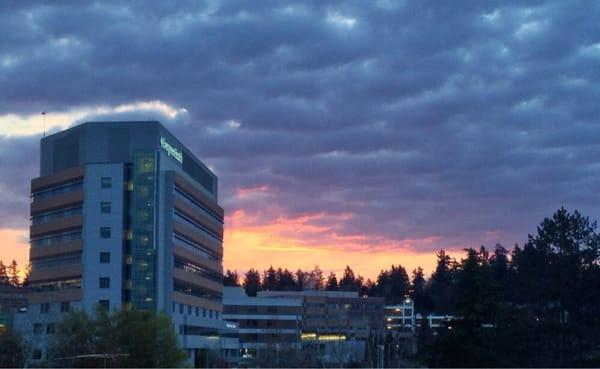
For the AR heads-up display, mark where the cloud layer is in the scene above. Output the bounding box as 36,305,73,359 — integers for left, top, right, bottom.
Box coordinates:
1,1,600,275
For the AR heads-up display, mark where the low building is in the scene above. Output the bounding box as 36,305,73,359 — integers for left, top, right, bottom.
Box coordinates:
222,287,302,364
258,290,385,365
0,284,28,332
416,313,456,329
384,298,415,335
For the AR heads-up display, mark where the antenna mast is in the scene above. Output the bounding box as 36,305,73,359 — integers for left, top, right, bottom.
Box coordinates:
41,111,47,137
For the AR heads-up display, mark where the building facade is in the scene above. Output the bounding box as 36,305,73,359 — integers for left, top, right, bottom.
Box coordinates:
222,287,302,365
19,121,231,364
384,298,416,335
257,290,385,365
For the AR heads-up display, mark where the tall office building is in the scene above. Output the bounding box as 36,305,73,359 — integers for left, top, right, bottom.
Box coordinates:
21,121,233,364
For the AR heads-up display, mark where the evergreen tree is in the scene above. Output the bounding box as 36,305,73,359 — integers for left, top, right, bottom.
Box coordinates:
454,247,495,324
262,266,277,291
7,260,19,286
424,208,600,367
22,262,31,287
489,244,511,301
223,269,240,286
512,207,600,366
243,269,261,296
427,250,456,313
307,265,324,290
278,268,298,291
0,261,8,285
411,267,429,313
295,269,308,290
372,265,410,304
339,265,359,291
362,278,375,297
325,272,339,291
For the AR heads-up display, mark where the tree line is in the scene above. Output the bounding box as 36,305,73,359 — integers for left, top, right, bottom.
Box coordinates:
224,263,417,305
0,259,24,287
420,208,600,367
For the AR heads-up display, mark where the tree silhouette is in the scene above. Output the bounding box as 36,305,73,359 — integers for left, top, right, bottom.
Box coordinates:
307,265,324,290
262,266,277,291
7,260,19,286
0,261,8,285
243,268,261,296
223,269,240,286
411,267,429,313
427,250,456,313
325,272,339,291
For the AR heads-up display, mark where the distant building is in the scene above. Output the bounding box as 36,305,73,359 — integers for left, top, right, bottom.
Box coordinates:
0,284,28,332
258,290,385,365
16,121,234,366
383,298,418,356
384,298,416,335
222,287,302,363
416,313,456,330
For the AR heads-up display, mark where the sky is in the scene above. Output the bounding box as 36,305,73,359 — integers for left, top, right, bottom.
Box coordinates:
1,1,600,280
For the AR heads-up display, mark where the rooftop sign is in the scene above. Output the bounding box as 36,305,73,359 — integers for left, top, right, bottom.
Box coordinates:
160,136,183,164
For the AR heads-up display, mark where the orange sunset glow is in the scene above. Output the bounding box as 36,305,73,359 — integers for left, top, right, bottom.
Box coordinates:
223,208,441,280
0,228,29,279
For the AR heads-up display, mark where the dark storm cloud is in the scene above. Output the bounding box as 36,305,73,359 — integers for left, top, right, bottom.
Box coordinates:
1,0,600,252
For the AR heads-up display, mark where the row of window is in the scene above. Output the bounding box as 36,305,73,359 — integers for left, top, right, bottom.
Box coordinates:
33,323,54,335
30,230,81,247
30,206,82,225
174,210,222,242
30,200,110,227
38,301,71,314
174,186,223,224
30,176,112,205
31,180,83,202
29,278,81,292
39,299,109,313
174,257,222,283
173,282,222,301
31,224,112,246
35,299,108,320
173,233,221,262
30,254,81,269
172,302,220,320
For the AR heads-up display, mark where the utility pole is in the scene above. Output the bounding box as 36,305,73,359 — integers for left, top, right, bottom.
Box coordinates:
377,344,384,368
